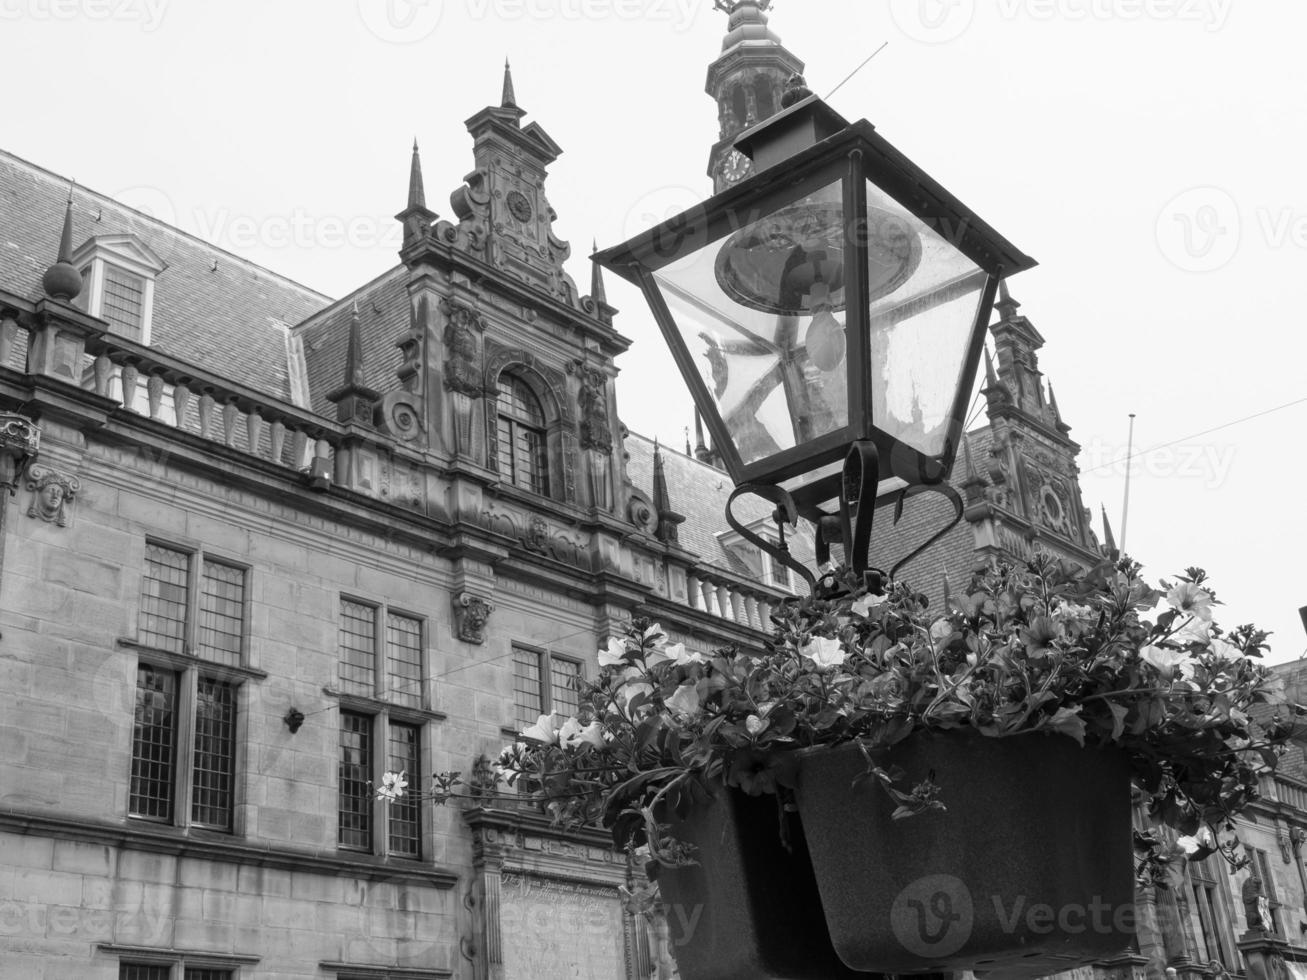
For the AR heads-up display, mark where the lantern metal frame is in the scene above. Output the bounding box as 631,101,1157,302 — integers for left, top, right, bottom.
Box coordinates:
595,97,1035,590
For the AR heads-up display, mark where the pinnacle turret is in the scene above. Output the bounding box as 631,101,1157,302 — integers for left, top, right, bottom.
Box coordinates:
42,189,83,302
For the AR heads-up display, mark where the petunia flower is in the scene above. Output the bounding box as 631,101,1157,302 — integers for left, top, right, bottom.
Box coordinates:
1171,615,1211,647
801,636,847,670
377,770,408,801
1140,645,1191,679
664,642,707,667
598,637,629,667
665,683,701,718
560,717,607,750
520,713,561,744
850,593,889,617
1167,582,1214,622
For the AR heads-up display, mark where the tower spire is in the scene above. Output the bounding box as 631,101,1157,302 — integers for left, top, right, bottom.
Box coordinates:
1100,505,1119,559
326,301,380,424
502,58,517,109
693,409,713,464
42,187,83,301
407,140,426,211
995,279,1021,320
651,438,685,546
590,240,607,306
396,141,437,251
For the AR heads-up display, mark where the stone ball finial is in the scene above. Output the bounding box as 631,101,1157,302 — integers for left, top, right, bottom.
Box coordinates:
43,195,83,302
780,73,814,109
42,261,83,302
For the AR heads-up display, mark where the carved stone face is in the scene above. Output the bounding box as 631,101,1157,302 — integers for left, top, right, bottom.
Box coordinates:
38,482,65,515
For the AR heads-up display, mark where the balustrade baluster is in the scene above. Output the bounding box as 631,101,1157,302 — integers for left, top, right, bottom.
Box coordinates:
269,419,286,464
92,354,112,397
173,381,191,428
120,362,139,411
198,392,215,439
247,409,264,456
222,402,238,447
146,374,163,420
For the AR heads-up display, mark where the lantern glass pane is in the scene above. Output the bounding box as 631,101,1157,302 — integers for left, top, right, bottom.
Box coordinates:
863,183,986,458
653,178,854,468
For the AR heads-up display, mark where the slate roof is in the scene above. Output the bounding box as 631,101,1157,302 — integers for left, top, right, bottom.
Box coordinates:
296,265,410,417
0,149,330,403
623,432,818,581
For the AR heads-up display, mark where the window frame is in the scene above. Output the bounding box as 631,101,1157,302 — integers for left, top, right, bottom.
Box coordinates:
127,657,247,834
336,708,428,861
1187,855,1239,968
335,596,428,709
510,643,584,731
103,944,256,979
129,540,253,835
139,539,251,667
494,371,551,496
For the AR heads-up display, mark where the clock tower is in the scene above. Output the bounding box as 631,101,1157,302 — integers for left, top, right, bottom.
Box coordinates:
706,0,805,193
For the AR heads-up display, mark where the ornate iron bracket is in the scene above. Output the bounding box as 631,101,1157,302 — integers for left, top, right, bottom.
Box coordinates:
727,439,966,599
725,482,818,591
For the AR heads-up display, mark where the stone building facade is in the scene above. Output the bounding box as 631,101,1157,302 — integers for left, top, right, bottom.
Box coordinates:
1,3,1305,980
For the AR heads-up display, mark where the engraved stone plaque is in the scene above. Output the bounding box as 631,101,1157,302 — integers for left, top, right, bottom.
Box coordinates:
499,872,626,979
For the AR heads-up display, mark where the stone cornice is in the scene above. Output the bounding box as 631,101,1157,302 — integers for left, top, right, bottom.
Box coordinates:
0,810,460,889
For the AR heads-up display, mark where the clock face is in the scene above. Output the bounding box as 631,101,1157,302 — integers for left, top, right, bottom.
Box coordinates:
506,190,534,222
719,150,752,185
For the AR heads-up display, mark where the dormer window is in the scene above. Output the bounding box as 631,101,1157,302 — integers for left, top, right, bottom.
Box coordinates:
71,234,166,343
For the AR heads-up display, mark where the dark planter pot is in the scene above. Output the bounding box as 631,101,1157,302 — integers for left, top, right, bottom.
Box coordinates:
795,732,1134,977
656,784,883,980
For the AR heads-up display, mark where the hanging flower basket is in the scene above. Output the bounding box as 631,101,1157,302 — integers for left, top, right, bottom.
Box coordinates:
404,557,1300,978
795,732,1134,975
655,781,879,980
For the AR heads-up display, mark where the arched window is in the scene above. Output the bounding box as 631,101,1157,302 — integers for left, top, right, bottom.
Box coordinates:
496,373,549,495
755,79,776,121
731,86,748,128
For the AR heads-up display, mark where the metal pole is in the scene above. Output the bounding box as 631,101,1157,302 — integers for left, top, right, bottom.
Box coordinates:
1120,413,1136,556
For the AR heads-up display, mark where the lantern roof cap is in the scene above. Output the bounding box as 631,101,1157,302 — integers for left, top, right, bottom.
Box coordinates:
734,94,850,173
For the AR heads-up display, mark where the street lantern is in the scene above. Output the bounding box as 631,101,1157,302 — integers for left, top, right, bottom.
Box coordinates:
595,90,1035,588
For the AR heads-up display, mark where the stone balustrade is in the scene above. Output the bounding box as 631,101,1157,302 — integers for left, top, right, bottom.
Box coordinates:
684,570,779,631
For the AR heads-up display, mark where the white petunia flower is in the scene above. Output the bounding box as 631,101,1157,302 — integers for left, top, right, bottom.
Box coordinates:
850,593,889,617
665,642,707,667
801,636,846,670
520,713,561,744
665,683,701,718
378,770,408,801
598,637,628,667
1140,645,1191,679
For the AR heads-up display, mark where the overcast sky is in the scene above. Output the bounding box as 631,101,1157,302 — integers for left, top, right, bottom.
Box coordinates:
4,0,1304,660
